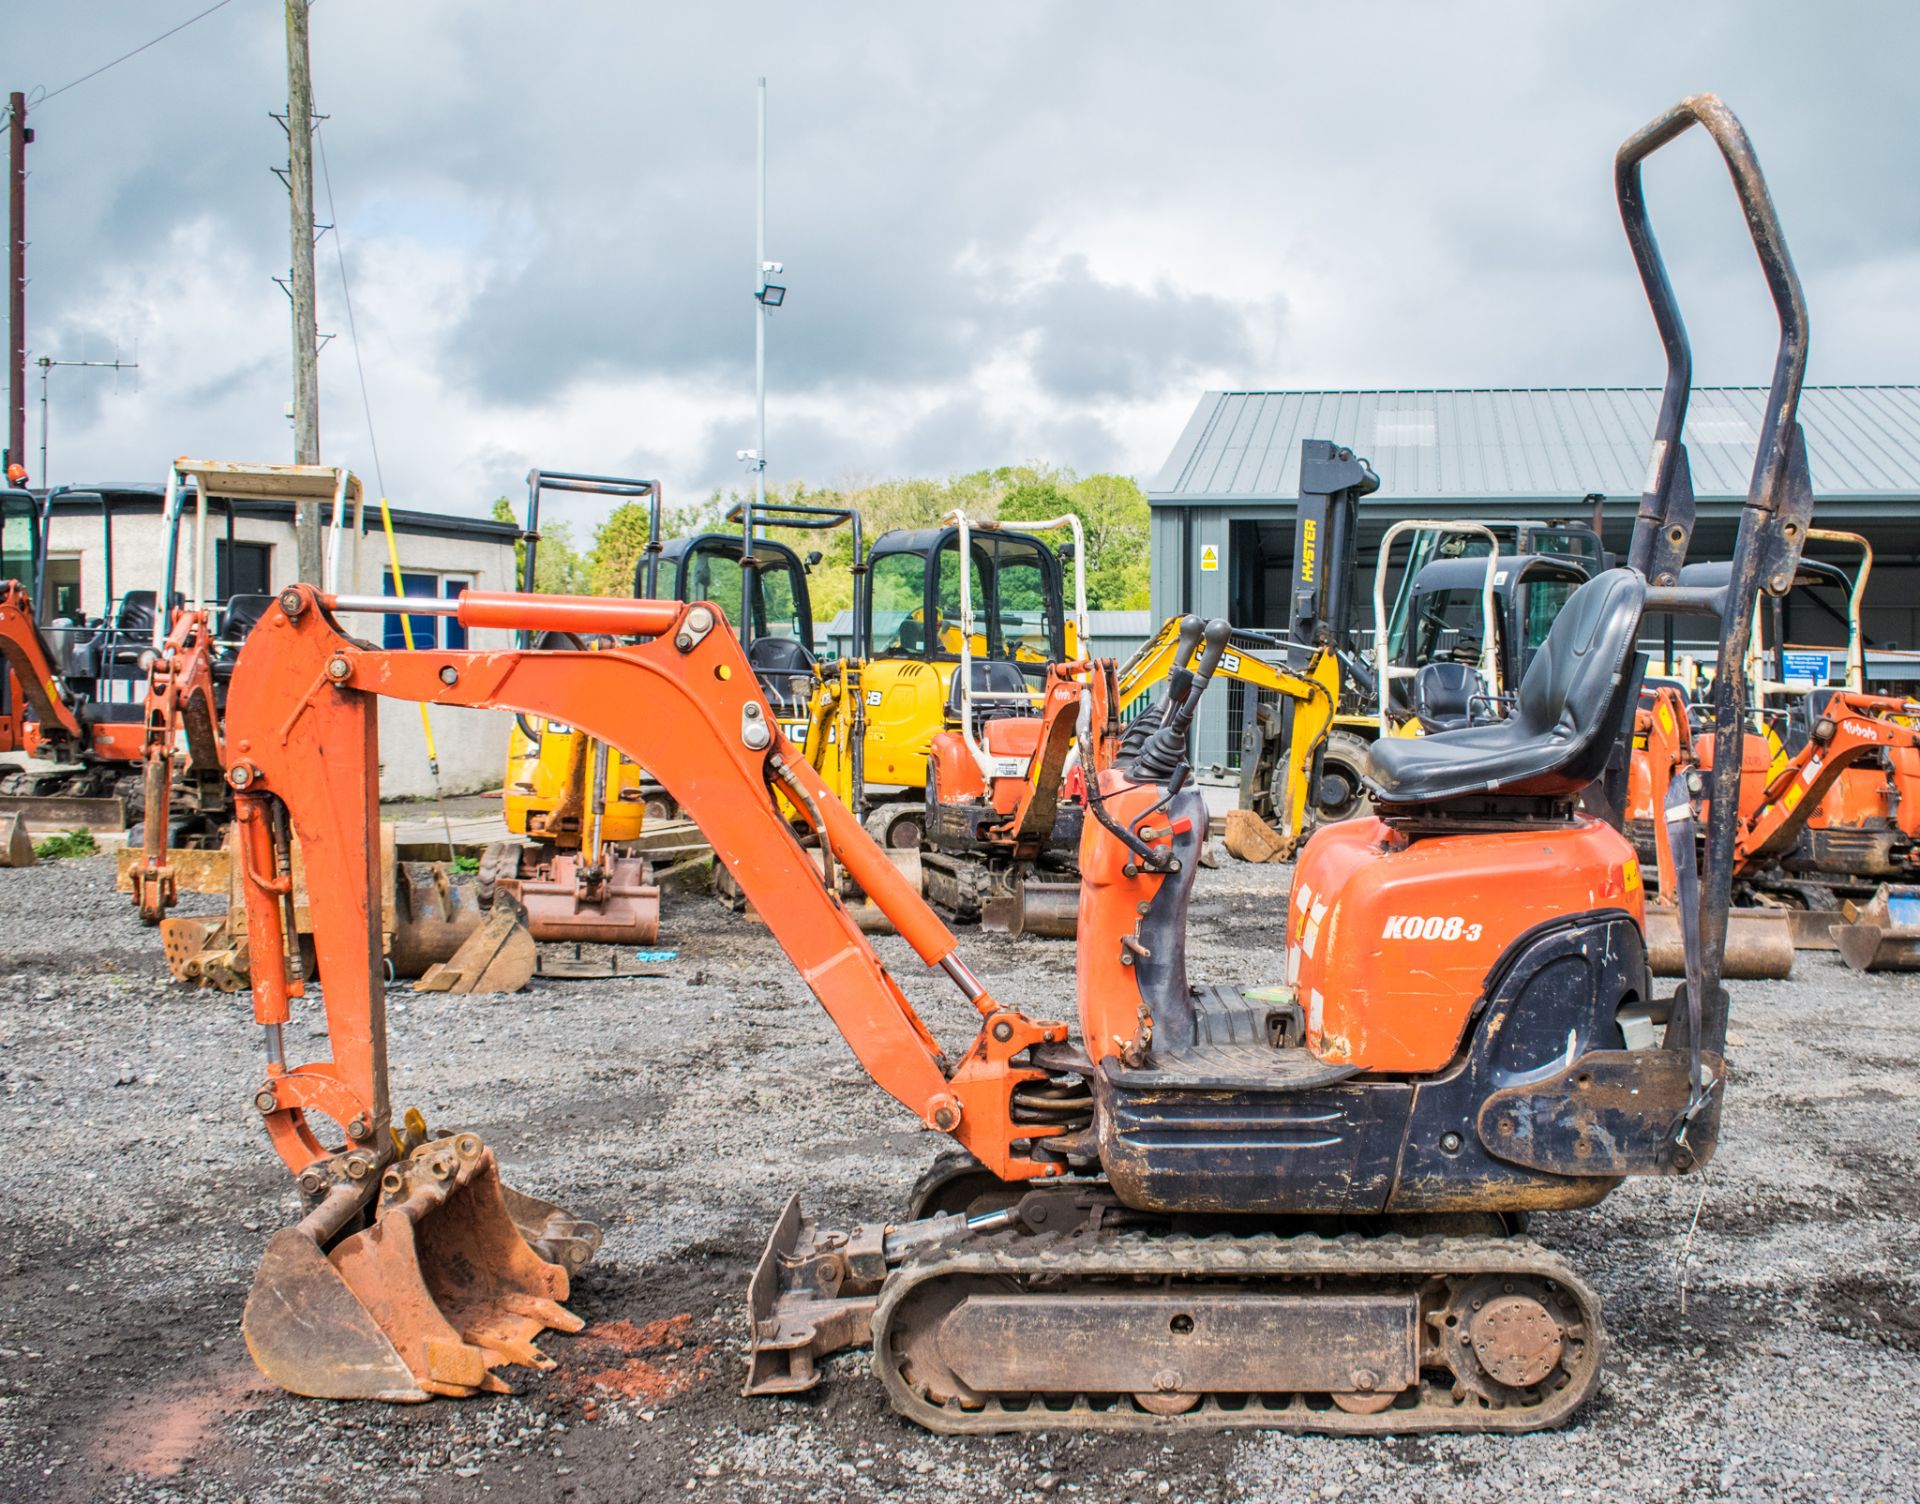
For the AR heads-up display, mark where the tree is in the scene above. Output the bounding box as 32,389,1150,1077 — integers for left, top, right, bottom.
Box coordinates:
588,501,654,596
491,495,588,594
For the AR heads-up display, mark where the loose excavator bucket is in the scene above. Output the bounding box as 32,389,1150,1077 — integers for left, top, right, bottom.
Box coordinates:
1645,903,1794,979
516,852,660,945
0,812,34,867
243,1125,594,1402
1831,885,1920,972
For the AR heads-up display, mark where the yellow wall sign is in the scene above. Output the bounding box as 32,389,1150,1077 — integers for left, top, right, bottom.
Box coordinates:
1199,544,1220,573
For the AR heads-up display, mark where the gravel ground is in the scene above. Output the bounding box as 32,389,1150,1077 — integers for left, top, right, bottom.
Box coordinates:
0,848,1915,1503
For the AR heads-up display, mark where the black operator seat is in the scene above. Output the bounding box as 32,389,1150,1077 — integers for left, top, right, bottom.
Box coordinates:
1411,659,1481,732
1368,568,1647,804
746,635,816,677
947,658,1034,733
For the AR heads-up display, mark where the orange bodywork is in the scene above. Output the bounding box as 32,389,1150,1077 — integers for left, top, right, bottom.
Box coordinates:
1740,692,1920,861
1287,816,1643,1074
0,579,84,745
223,587,1070,1188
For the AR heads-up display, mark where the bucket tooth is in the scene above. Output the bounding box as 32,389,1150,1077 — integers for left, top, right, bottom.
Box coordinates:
241,1133,591,1403
0,812,33,867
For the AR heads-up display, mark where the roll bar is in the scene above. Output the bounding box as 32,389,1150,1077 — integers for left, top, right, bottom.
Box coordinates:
1371,520,1501,734
945,509,1089,783
522,470,662,642
1617,94,1813,1092
725,499,868,661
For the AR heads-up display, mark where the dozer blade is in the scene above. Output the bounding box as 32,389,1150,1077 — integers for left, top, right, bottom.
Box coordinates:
0,791,127,832
0,812,33,867
743,1194,880,1397
243,1132,591,1402
416,909,537,993
1646,904,1793,979
1830,885,1920,972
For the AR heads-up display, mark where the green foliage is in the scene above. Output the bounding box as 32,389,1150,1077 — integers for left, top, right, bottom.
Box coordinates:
450,853,480,875
587,501,654,597
481,464,1153,622
34,828,96,860
491,495,588,595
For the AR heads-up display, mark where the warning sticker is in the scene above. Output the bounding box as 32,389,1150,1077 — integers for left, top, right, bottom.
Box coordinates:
1199,544,1220,573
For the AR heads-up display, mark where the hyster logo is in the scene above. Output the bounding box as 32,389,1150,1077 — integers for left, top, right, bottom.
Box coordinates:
1298,519,1318,583
1382,915,1484,942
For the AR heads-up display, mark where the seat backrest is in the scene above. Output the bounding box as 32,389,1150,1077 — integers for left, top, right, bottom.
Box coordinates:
1413,660,1479,728
1509,568,1647,790
946,658,1034,731
115,590,157,637
220,594,275,645
747,635,816,676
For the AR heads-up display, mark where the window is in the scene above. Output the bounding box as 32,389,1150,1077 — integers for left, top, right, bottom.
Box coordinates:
871,551,929,653
1410,589,1489,668
46,557,82,619
1,494,34,590
1521,578,1579,660
383,572,472,649
216,541,272,600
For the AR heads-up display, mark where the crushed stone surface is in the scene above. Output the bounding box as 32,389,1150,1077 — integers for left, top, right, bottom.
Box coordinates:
0,851,1914,1502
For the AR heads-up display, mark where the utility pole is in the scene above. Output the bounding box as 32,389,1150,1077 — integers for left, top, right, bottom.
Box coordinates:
7,92,28,483
283,0,322,582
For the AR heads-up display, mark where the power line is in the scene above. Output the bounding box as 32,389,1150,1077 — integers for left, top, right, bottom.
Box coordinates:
31,0,243,110
314,119,384,500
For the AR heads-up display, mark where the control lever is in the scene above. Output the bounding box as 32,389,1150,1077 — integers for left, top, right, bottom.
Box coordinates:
1130,620,1230,783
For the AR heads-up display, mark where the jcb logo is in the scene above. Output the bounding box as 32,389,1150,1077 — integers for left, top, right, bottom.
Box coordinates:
1382,914,1484,942
1298,519,1318,583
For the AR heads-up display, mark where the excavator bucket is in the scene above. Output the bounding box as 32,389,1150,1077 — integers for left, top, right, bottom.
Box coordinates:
980,875,1080,938
1645,904,1794,980
243,1130,590,1402
1220,807,1295,865
1831,885,1920,972
516,853,660,945
415,908,537,994
159,914,250,991
0,812,33,867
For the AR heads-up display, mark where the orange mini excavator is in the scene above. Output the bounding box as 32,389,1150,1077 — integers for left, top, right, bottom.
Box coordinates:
219,95,1806,1430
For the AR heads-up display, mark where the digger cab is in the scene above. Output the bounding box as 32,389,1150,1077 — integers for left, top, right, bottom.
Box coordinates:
1,488,38,594
1393,554,1593,731
652,529,820,732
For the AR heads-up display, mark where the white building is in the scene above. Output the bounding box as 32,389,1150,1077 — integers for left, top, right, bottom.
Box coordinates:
43,480,521,797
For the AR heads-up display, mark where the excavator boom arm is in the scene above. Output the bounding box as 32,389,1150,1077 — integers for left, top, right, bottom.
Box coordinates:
0,580,85,742
223,587,1067,1184
1740,691,1920,861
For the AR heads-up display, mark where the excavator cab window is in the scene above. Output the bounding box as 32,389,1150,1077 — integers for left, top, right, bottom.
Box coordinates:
1,491,36,592
1520,576,1580,661
674,536,812,651
1409,588,1487,668
867,525,1065,667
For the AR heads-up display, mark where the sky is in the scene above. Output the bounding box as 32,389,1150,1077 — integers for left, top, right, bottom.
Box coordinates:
6,1,1919,523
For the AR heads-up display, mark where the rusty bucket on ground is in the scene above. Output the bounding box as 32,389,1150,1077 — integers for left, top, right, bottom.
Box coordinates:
1831,885,1920,972
243,1121,599,1402
1645,903,1795,980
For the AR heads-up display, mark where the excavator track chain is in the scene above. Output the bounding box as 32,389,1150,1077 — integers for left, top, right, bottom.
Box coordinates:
872,1230,1605,1434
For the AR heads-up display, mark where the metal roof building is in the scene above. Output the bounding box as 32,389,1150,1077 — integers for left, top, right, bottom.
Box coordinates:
1148,385,1920,770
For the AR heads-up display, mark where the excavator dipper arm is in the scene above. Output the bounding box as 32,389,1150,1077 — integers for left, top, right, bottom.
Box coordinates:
0,580,85,743
132,606,225,921
1739,691,1920,862
223,586,1069,1186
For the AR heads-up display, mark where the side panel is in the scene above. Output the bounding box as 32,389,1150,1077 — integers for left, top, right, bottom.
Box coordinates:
1289,817,1643,1073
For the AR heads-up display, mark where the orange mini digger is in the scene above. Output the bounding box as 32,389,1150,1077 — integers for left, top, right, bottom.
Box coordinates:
216,95,1806,1431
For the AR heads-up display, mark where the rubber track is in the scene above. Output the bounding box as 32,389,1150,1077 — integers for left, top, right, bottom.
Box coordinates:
872,1229,1607,1435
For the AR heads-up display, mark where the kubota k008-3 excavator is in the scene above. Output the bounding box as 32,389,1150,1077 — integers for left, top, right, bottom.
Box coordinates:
217,94,1807,1431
